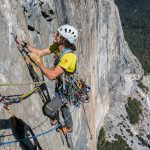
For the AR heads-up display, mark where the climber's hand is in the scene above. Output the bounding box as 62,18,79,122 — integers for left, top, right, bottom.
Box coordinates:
29,52,43,64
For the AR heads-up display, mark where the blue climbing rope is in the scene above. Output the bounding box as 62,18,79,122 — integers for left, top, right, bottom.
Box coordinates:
0,103,79,147
0,125,58,146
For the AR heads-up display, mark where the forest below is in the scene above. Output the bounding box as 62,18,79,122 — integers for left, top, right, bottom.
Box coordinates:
115,0,150,74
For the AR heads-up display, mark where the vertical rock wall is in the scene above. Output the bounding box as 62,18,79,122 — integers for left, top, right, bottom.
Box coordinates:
0,0,149,150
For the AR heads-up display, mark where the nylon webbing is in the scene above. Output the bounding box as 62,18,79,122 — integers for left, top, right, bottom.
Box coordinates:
18,86,40,100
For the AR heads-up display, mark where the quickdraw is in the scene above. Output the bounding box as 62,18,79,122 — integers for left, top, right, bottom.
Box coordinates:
61,73,91,105
0,86,39,106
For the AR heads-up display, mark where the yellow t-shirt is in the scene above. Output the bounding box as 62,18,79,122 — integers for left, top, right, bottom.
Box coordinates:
49,44,76,73
58,53,76,73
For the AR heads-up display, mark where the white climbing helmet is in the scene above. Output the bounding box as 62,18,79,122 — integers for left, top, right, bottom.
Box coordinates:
57,24,78,44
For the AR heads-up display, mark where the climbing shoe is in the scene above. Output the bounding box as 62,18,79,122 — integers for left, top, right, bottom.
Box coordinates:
50,119,58,126
56,126,72,134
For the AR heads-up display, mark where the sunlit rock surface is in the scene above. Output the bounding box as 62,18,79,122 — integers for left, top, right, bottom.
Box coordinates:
0,0,149,150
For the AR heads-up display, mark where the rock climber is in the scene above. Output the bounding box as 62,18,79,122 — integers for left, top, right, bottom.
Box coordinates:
22,24,78,133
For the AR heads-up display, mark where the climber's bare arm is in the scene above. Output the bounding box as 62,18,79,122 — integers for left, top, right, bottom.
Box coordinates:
27,46,51,56
37,63,64,80
29,52,63,80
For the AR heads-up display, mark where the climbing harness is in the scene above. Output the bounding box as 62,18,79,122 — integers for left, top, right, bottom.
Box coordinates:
53,47,91,106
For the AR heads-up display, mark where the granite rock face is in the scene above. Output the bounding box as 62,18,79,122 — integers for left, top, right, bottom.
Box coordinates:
0,0,149,150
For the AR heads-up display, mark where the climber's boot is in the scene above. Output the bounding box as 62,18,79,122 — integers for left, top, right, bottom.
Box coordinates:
56,126,72,134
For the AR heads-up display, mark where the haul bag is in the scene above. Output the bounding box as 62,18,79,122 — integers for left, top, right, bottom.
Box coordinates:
42,96,64,117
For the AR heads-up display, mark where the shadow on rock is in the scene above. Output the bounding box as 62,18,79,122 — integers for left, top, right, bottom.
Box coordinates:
0,116,42,150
